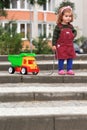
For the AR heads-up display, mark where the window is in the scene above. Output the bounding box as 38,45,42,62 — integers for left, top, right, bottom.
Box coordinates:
23,59,27,64
26,0,30,9
27,24,31,39
43,0,55,11
28,60,33,64
11,0,17,8
43,24,46,37
12,23,17,33
20,0,25,9
43,3,46,10
38,24,46,37
48,0,54,11
20,24,25,38
48,24,55,38
4,23,9,30
38,24,42,36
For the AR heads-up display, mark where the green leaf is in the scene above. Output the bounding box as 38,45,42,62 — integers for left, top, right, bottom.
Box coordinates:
37,0,46,5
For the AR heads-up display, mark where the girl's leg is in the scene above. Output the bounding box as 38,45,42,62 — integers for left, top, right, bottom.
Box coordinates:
67,58,73,71
58,59,64,70
67,59,74,75
58,59,65,75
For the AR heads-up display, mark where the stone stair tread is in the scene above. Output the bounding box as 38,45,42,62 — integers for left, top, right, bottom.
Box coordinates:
0,69,87,76
0,83,87,102
37,60,87,64
0,100,87,117
0,60,87,65
0,70,87,84
0,55,87,130
0,100,87,107
1,54,87,61
0,60,87,72
39,70,87,76
0,84,87,93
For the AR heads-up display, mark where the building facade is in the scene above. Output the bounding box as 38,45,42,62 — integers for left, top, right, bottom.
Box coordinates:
0,0,87,44
0,0,56,41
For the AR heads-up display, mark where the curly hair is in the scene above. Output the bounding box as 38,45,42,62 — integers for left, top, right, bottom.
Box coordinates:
56,6,73,24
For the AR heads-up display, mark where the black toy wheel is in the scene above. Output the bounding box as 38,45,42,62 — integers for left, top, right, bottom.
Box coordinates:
8,66,15,74
21,67,27,75
32,72,38,75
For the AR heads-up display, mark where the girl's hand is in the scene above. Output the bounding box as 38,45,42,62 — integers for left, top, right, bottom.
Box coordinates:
52,46,56,52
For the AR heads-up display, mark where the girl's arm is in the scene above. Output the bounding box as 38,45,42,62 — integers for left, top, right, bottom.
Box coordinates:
52,25,60,46
72,26,77,37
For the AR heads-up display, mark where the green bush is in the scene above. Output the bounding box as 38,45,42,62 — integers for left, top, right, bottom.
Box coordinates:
0,22,22,55
32,36,52,54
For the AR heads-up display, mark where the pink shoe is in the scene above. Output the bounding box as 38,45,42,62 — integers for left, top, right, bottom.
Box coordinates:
58,70,66,75
67,70,75,75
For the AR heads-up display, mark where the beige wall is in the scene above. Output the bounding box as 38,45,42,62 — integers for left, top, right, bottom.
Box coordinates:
72,0,83,38
55,0,87,38
83,0,87,37
70,0,87,38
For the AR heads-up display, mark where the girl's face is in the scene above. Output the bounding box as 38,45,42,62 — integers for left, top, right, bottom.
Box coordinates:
62,12,72,24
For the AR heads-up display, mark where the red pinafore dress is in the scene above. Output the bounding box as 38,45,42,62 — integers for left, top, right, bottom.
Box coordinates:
56,24,76,59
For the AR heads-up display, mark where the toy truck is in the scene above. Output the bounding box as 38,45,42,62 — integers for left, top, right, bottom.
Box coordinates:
8,53,39,75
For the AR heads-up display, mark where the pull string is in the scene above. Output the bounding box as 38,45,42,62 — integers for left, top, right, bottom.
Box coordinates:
39,51,57,76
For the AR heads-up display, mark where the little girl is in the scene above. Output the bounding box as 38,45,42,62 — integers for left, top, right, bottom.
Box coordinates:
52,6,77,75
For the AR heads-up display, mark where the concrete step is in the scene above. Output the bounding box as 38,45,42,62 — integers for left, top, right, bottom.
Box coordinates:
0,60,87,71
0,83,87,102
0,54,87,130
36,54,87,61
38,60,87,70
0,54,87,61
0,70,87,83
0,54,87,71
0,100,87,130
